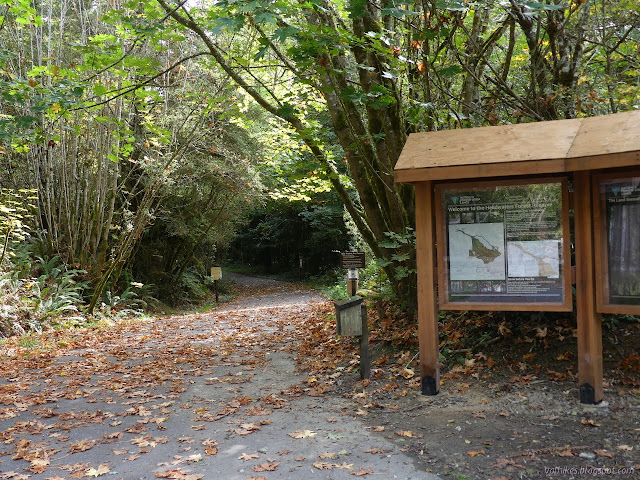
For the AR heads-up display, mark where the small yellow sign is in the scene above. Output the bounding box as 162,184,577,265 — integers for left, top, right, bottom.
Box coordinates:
210,267,222,280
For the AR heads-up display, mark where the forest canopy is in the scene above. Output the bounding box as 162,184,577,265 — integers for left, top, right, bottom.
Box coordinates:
0,0,638,332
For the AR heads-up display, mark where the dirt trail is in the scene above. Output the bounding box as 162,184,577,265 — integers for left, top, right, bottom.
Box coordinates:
0,274,439,480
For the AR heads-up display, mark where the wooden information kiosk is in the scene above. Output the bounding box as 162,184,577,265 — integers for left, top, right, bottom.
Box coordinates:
394,110,640,404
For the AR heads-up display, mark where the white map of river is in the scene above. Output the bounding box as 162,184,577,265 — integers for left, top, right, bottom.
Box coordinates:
448,223,506,281
507,240,560,278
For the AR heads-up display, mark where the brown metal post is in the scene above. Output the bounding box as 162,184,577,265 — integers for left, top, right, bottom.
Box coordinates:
573,171,604,404
414,182,440,395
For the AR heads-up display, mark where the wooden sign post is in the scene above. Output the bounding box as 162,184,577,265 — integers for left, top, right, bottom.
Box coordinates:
340,252,365,297
334,296,370,379
395,110,640,404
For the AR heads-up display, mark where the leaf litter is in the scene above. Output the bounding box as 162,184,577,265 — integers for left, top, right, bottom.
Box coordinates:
0,275,637,479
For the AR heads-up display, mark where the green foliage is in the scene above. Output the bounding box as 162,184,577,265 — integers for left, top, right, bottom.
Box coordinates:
0,188,36,265
0,247,88,336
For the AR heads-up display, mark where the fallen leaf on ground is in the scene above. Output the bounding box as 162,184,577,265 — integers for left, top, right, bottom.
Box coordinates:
288,430,317,438
350,468,373,476
235,423,260,435
466,450,485,457
319,452,338,460
68,439,96,453
85,465,110,477
204,444,218,455
252,462,278,472
364,448,386,454
155,469,204,480
595,449,614,458
238,453,259,461
581,418,600,427
556,447,573,457
395,430,415,437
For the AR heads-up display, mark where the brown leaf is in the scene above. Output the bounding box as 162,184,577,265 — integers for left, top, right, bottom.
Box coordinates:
68,439,96,453
234,423,260,436
400,368,415,379
595,449,614,458
466,450,485,457
581,418,600,427
238,453,259,461
395,430,415,438
350,468,373,476
27,456,51,473
312,461,334,470
85,465,110,477
318,452,338,460
252,462,278,472
617,445,633,451
204,445,218,455
365,448,386,454
556,447,573,457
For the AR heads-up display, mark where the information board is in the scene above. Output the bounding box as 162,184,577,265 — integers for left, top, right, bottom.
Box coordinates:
435,178,571,310
594,172,640,313
340,252,365,269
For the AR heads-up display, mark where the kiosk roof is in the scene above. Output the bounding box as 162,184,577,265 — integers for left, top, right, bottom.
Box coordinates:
395,110,640,183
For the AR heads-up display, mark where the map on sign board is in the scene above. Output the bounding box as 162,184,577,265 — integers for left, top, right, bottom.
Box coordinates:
439,180,566,305
507,240,560,278
448,223,505,281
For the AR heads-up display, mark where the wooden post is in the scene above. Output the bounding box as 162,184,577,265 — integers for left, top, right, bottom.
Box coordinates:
573,171,604,404
347,269,359,296
415,182,440,395
359,305,370,379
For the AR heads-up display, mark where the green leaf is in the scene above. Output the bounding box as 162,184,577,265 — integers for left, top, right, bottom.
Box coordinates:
276,103,296,118
523,1,566,11
340,87,366,103
391,252,410,262
93,85,108,96
346,0,367,19
381,7,419,18
273,26,298,43
379,240,400,249
436,0,470,11
439,65,463,77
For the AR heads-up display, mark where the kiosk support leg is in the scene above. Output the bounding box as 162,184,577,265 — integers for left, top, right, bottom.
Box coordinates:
573,171,604,404
415,182,440,395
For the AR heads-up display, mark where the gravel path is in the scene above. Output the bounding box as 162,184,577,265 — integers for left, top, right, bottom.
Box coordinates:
0,274,440,480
